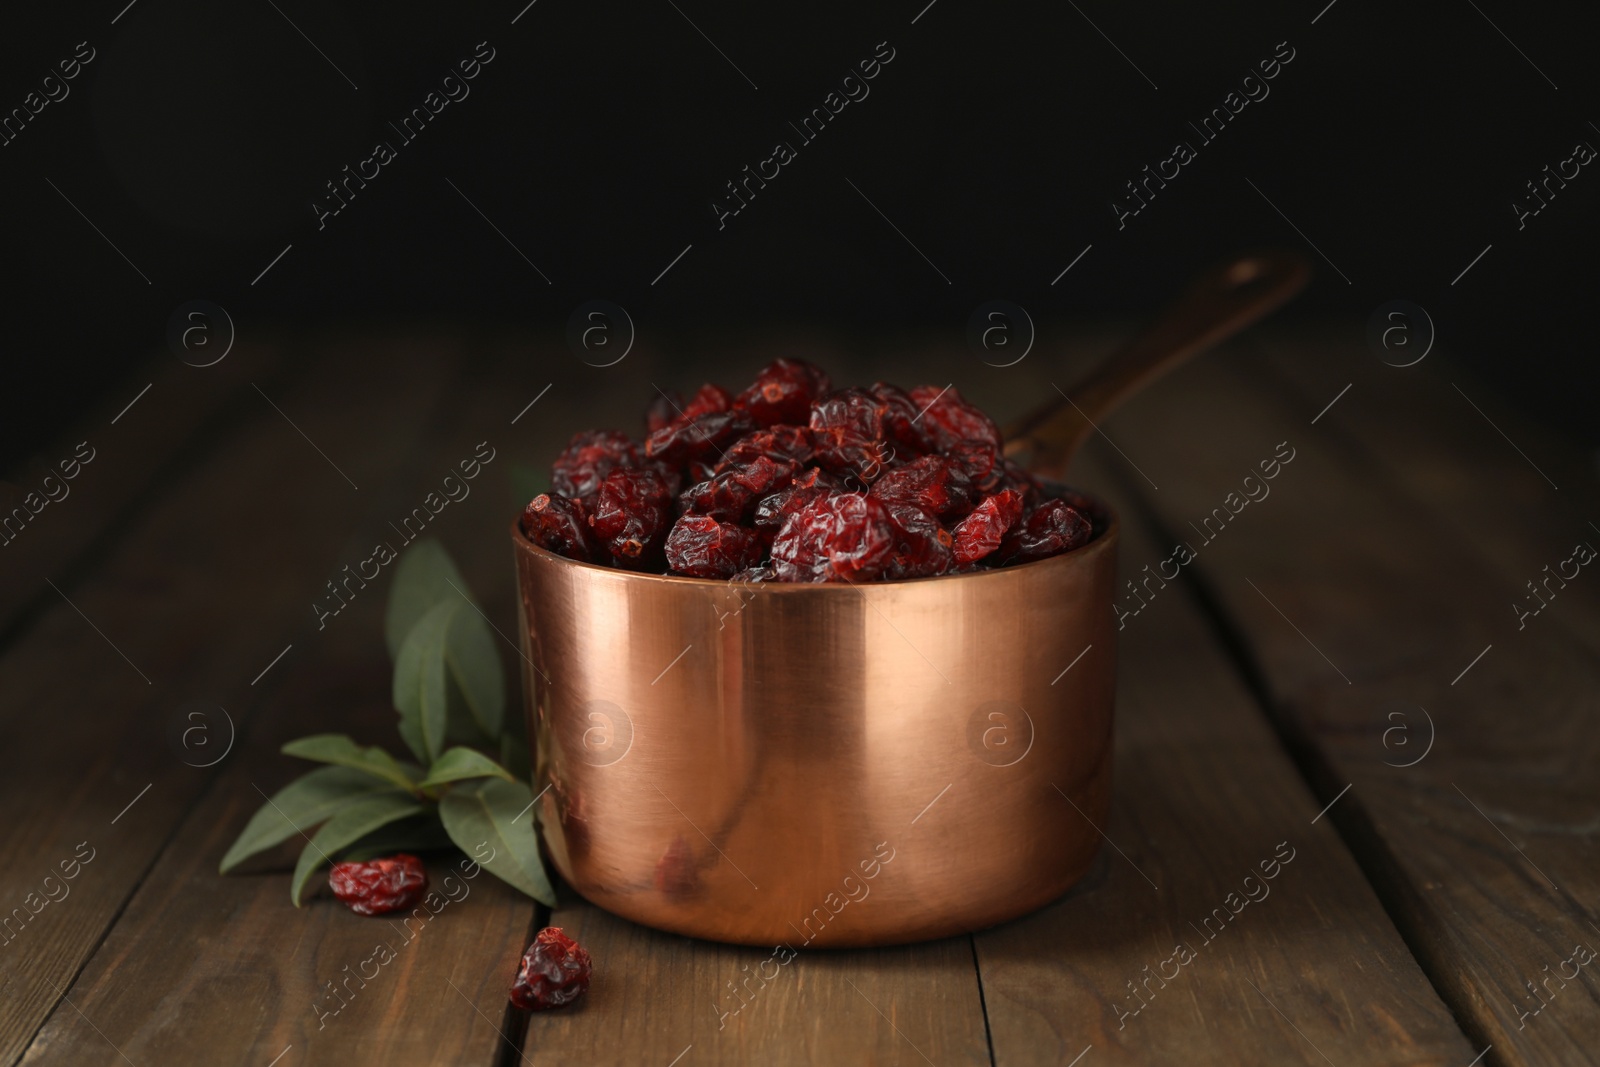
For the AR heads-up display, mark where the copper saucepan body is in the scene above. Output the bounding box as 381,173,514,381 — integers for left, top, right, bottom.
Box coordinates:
512,252,1310,947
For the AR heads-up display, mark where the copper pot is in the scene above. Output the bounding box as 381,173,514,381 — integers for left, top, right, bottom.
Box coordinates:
512,252,1309,947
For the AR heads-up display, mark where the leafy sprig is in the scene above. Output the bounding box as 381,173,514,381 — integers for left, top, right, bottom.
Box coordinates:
221,539,554,907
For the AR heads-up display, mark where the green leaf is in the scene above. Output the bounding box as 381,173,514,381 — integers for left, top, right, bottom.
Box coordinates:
280,734,419,793
220,767,410,873
338,814,455,862
393,601,458,764
396,715,428,765
445,602,505,738
418,746,515,789
384,538,471,659
444,674,495,748
509,463,548,510
290,793,428,906
438,778,556,905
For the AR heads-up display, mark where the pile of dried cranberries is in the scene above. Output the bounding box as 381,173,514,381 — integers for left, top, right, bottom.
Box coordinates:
520,359,1098,582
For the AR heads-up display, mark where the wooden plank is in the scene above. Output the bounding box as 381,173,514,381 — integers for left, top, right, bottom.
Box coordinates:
0,335,466,1066
522,906,989,1066
974,449,1477,1067
1090,338,1600,1065
1246,328,1600,654
14,337,621,1066
0,339,283,635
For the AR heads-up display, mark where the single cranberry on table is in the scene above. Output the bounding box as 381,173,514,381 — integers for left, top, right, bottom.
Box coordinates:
510,927,593,1011
327,854,428,916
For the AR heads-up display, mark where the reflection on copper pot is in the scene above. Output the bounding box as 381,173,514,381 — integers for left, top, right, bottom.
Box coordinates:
512,250,1310,946
514,512,1119,946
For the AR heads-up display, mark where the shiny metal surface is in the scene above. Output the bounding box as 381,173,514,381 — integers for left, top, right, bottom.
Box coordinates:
513,513,1119,947
511,250,1309,946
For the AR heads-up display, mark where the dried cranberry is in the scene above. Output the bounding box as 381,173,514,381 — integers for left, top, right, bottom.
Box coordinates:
683,383,734,419
521,494,605,563
665,515,765,578
998,498,1093,564
883,503,954,579
951,489,1025,566
998,457,1043,504
1051,484,1102,527
752,468,844,544
644,383,741,464
645,409,754,467
328,854,428,916
647,459,683,500
871,382,926,458
908,385,1003,455
510,927,592,1011
810,388,883,444
734,358,832,426
550,431,643,501
810,388,893,483
949,441,1006,494
679,455,801,522
588,468,673,569
716,425,816,472
771,492,897,583
532,372,1100,579
646,389,682,434
869,454,976,521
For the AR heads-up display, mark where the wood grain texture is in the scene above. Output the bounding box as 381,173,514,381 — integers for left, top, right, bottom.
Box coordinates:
974,450,1476,1067
1247,327,1600,655
0,340,281,635
9,326,1577,1066
0,336,464,1066
1087,337,1600,1066
13,336,647,1066
521,904,990,1066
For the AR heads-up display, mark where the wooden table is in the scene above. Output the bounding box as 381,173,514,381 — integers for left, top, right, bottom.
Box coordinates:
3,324,1595,1066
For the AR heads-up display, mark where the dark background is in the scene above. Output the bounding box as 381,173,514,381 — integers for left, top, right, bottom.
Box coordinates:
4,0,1596,468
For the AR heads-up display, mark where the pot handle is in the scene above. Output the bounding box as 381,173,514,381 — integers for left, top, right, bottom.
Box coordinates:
1002,249,1311,480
